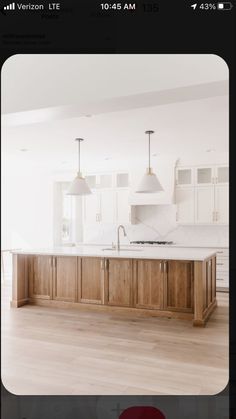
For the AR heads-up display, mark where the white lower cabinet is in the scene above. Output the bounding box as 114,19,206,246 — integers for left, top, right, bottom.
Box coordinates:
216,248,229,291
195,186,215,224
176,188,194,224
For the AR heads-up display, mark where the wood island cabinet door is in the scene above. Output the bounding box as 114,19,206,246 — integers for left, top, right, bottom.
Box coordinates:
29,255,53,299
135,259,164,309
164,260,194,312
78,257,104,304
105,259,132,307
53,256,77,302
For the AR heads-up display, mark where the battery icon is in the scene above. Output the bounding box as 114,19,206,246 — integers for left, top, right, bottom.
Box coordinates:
217,2,233,9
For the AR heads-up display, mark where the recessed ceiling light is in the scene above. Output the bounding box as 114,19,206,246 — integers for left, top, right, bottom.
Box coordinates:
206,149,215,153
20,148,28,152
85,114,92,118
104,157,112,160
152,153,157,157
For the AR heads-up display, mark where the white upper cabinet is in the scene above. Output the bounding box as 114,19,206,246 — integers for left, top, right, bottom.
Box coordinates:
196,167,213,186
116,173,129,188
176,168,193,187
83,193,100,224
215,166,229,184
175,164,229,225
195,186,215,224
83,190,115,224
85,175,96,189
83,172,134,225
98,174,113,189
176,188,194,224
85,173,113,190
215,185,229,224
100,190,115,223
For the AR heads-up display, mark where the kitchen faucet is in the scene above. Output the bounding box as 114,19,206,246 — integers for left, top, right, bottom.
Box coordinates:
117,225,127,251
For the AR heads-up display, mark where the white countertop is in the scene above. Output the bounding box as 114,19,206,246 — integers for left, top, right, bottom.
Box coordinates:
12,246,216,261
78,242,229,249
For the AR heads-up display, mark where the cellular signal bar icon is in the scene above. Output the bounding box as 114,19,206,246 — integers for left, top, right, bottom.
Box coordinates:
4,2,15,10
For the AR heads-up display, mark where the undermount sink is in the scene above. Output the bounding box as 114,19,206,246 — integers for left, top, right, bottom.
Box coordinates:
102,247,142,252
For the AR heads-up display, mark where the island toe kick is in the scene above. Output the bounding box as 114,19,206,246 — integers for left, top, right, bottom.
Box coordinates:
11,253,217,326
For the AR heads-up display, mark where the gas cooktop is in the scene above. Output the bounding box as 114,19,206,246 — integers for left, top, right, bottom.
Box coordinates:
130,241,174,245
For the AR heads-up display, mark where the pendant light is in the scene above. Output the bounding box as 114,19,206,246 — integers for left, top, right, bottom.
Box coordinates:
67,138,92,195
136,130,164,193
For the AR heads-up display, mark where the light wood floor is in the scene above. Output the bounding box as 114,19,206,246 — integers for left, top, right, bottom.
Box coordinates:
1,284,229,395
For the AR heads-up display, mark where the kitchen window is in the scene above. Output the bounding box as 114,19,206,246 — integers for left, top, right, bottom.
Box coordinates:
61,187,74,243
53,182,78,245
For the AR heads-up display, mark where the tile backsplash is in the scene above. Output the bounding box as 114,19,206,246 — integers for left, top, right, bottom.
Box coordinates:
83,205,229,247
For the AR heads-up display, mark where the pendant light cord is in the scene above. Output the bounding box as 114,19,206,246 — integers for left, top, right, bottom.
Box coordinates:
148,132,151,170
78,139,81,173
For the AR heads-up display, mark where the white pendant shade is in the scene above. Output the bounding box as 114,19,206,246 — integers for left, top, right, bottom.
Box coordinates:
136,170,164,193
67,138,92,196
136,130,164,193
67,172,92,195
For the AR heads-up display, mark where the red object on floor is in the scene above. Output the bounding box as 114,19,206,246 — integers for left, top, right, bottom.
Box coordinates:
119,406,166,419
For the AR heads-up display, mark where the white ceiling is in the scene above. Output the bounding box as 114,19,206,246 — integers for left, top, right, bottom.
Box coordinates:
1,54,229,173
2,54,228,114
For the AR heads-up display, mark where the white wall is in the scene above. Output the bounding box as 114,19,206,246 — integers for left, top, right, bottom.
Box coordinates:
1,153,54,250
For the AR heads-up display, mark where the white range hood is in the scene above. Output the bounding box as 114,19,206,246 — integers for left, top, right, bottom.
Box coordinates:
129,156,177,205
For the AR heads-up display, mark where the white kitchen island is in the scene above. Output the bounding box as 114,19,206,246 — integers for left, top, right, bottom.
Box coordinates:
11,246,217,326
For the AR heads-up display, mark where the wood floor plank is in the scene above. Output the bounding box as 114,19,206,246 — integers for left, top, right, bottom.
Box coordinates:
1,285,228,395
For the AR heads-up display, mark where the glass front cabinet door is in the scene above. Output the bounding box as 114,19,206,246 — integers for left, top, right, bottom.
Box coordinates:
176,168,193,186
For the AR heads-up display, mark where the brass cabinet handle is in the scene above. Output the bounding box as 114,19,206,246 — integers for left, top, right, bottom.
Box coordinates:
104,259,109,270
100,259,105,270
96,213,100,222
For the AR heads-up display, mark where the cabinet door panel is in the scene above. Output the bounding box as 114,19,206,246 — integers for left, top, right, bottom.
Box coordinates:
83,193,100,224
176,168,192,186
176,188,194,223
79,257,103,304
165,260,193,312
29,256,52,299
195,186,214,224
100,190,115,223
53,256,77,302
135,260,163,309
215,185,229,224
105,259,132,307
